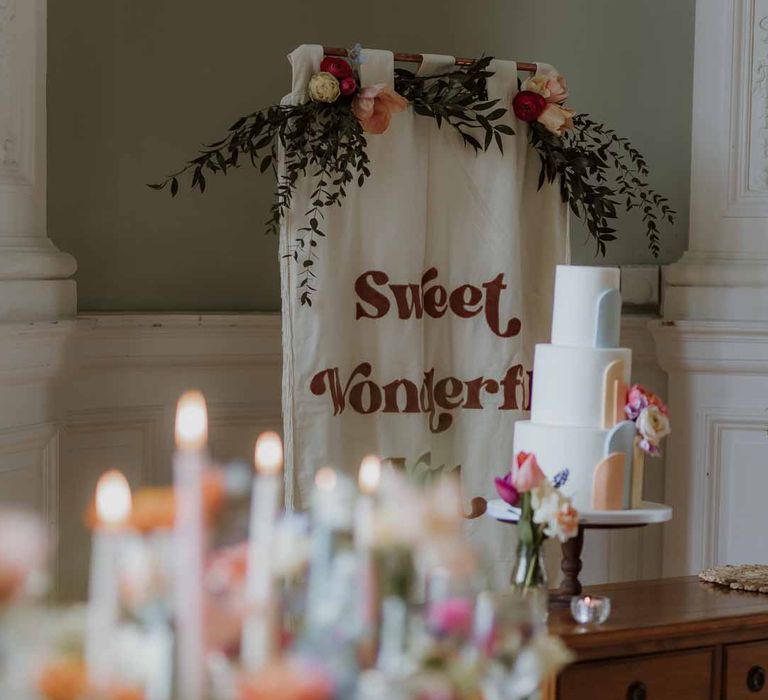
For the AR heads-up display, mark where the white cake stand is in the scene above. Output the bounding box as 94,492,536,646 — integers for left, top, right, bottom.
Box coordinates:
485,498,672,602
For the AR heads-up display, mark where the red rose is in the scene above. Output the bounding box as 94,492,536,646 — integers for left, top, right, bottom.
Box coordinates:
319,57,353,80
339,76,357,96
512,90,547,122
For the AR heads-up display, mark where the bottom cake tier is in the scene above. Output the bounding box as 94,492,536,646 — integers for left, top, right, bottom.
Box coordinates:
512,420,611,512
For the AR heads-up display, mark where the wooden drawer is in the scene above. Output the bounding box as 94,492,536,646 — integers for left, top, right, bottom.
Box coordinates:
725,640,768,699
558,648,714,700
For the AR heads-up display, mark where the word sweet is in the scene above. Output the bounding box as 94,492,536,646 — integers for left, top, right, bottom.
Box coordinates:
354,268,521,339
310,362,532,434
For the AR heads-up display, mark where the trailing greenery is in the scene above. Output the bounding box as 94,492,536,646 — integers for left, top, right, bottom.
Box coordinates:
151,55,674,304
530,115,675,257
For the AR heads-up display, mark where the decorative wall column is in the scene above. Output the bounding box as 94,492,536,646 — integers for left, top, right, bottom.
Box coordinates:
0,0,76,574
652,0,768,576
0,0,75,320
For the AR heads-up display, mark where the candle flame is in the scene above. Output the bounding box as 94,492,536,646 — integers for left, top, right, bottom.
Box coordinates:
358,455,381,495
95,470,132,526
254,431,283,475
175,390,208,449
584,595,592,604
315,467,337,492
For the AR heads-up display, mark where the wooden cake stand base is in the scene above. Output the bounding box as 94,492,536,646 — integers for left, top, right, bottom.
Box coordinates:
485,500,672,605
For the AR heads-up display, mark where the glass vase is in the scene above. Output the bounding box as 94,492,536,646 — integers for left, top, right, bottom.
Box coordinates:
511,540,548,593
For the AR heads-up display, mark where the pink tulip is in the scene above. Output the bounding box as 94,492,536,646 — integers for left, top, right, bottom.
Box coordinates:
511,452,546,493
494,473,520,506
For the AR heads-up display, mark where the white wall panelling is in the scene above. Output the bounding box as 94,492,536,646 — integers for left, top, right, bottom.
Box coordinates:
55,314,283,600
654,0,768,578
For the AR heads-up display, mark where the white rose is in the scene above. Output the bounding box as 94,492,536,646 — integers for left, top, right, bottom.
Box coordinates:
636,405,671,445
308,71,341,103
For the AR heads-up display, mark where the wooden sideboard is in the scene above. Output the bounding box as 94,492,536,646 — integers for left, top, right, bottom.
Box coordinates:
547,577,768,700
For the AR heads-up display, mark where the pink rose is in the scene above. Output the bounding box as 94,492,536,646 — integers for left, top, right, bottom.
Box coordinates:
351,84,408,134
494,471,520,506
544,74,569,104
339,76,357,96
537,103,575,136
511,452,545,493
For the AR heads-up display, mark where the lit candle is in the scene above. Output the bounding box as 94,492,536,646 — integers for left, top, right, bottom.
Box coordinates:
85,469,132,690
173,390,209,700
355,456,381,551
570,594,611,625
241,431,283,670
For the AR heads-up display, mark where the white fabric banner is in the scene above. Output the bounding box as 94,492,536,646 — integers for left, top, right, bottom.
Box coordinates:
280,45,567,580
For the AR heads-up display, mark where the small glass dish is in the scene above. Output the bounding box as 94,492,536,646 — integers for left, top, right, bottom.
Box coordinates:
570,595,611,625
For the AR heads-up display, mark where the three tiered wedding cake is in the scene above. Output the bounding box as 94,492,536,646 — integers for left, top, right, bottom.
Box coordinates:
513,265,650,512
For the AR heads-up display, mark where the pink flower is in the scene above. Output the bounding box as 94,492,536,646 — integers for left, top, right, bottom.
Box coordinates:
339,76,357,96
427,597,474,637
544,74,569,104
538,103,575,136
351,84,408,134
625,384,668,420
494,472,520,506
511,452,546,493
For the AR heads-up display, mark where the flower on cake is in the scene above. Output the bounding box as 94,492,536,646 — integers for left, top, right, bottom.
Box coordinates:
624,384,671,456
512,71,575,136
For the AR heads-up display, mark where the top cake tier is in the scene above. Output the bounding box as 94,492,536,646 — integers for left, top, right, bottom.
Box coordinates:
551,265,621,348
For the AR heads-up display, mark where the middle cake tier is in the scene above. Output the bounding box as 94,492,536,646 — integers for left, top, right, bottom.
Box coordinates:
530,344,632,429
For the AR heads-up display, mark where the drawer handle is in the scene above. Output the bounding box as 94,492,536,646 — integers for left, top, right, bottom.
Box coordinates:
627,681,647,700
748,665,766,693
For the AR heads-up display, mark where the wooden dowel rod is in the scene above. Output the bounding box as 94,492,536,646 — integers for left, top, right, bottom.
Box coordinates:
322,46,538,73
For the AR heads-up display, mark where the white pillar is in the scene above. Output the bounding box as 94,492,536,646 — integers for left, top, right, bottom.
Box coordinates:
652,0,768,575
0,0,76,321
0,0,76,590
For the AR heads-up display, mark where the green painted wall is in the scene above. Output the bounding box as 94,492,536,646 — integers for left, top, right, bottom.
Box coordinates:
48,0,694,312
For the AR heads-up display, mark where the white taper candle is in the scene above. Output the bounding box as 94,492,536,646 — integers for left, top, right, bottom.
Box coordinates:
241,430,283,670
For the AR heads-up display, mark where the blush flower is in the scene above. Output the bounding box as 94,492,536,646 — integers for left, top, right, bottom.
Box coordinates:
512,90,547,122
511,452,546,493
351,84,408,134
538,104,575,136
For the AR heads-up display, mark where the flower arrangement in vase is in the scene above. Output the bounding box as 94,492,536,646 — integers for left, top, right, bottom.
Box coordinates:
494,453,578,592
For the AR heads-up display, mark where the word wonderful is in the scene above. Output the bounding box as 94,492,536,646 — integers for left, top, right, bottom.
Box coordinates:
354,268,522,339
310,362,532,434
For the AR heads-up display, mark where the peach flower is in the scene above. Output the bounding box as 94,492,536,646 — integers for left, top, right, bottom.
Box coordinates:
538,103,575,137
511,452,546,493
521,73,569,104
351,84,408,134
239,660,334,700
84,471,226,533
37,658,87,700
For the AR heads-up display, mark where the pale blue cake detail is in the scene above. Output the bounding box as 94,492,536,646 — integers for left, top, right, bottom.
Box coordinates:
594,288,621,348
604,420,636,508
